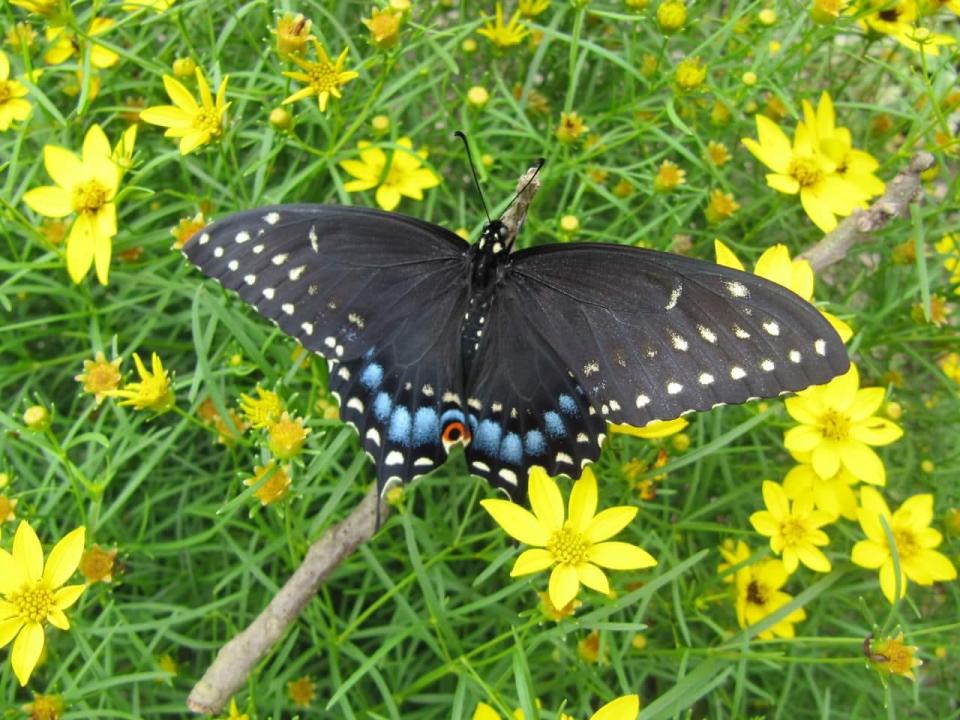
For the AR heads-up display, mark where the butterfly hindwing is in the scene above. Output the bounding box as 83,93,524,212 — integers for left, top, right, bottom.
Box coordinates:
509,243,850,427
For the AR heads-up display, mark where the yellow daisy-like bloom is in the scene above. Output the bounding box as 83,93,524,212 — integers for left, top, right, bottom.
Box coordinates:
225,697,250,720
78,544,117,584
782,454,859,521
339,137,441,212
704,189,740,224
609,416,688,439
868,632,923,681
481,467,657,610
742,114,863,232
23,124,123,285
475,694,639,720
784,363,902,484
272,13,314,58
719,540,806,638
140,68,229,155
801,92,885,202
122,0,176,11
713,240,853,342
169,211,207,250
74,351,122,405
282,40,359,113
851,487,957,603
858,0,955,54
268,412,311,459
109,352,175,413
22,693,65,720
705,140,731,166
244,463,292,506
750,481,832,573
10,0,61,16
239,386,284,429
555,111,589,144
44,18,119,69
0,51,31,131
287,675,316,707
653,159,685,191
519,0,552,16
477,3,529,48
362,8,402,49
0,521,86,686
0,495,17,523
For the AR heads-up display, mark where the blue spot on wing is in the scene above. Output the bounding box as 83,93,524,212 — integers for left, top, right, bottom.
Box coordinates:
500,432,522,464
544,411,566,438
558,394,578,416
388,406,412,445
361,363,383,390
440,409,465,426
475,419,502,455
524,430,546,455
374,392,392,421
412,407,439,447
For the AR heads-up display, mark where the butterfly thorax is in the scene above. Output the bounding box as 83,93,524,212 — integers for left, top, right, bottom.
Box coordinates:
461,220,511,375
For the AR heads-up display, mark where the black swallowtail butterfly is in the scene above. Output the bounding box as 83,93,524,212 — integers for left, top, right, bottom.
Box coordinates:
183,190,849,501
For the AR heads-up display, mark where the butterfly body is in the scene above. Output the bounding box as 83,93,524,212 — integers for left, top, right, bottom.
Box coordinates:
184,202,849,501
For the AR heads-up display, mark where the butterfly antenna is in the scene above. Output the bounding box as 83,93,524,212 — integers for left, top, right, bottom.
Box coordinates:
502,157,546,217
454,131,492,224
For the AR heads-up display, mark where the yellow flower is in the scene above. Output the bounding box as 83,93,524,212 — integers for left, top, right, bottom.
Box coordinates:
653,159,685,191
10,0,62,16
140,68,230,155
172,57,197,78
109,352,175,413
656,0,688,32
170,211,207,250
287,675,316,707
268,412,311,459
22,693,65,720
468,85,490,108
713,240,853,342
0,51,31,131
6,22,37,52
74,352,122,405
750,481,832,573
811,0,847,23
578,629,603,663
239,386,284,429
519,0,551,16
0,521,86,686
282,40,359,113
555,111,589,144
244,463,292,505
477,695,639,720
858,0,955,54
784,364,902,484
78,545,117,584
851,487,957,603
23,124,124,284
44,19,119,69
938,352,960,383
362,7,402,48
339,137,440,212
609,417,688,439
122,0,176,11
742,114,863,232
272,13,313,58
868,632,923,680
705,140,731,166
674,56,707,91
559,214,580,233
783,457,859,521
801,92,885,201
537,589,582,621
935,233,960,293
23,405,50,431
480,467,657,609
224,697,250,720
719,540,805,638
477,3,529,48
0,495,17,523
704,189,740,224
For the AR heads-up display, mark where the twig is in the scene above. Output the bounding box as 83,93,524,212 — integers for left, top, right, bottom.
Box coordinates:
186,167,544,715
187,484,388,715
799,152,935,272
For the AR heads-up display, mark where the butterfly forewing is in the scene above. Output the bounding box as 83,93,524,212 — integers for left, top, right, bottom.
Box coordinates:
508,244,849,428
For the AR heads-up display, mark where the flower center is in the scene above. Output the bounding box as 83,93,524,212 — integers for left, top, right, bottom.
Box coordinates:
746,580,768,606
820,409,850,441
72,179,110,215
193,108,222,136
878,8,900,21
0,81,12,104
780,518,809,546
788,155,824,188
11,581,55,623
308,62,338,93
547,526,588,565
892,527,918,559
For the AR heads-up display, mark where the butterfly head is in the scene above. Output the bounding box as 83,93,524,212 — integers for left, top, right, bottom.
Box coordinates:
477,220,510,255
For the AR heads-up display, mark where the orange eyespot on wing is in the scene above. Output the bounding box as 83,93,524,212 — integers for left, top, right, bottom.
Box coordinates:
441,420,471,451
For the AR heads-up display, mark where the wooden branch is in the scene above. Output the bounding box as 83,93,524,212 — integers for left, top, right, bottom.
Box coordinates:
799,152,935,272
187,484,388,715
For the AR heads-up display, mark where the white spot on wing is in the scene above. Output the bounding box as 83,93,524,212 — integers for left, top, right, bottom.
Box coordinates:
227,260,239,271
473,461,491,472
789,350,802,363
324,336,336,348
198,233,210,245
422,384,434,397
665,283,683,310
498,468,518,485
414,457,434,467
366,428,380,446
442,391,460,403
467,398,482,410
699,372,714,385
337,366,350,380
760,359,775,372
301,322,314,335
264,212,280,225
244,274,256,285
235,231,250,244
213,246,223,258
272,253,287,265
282,303,295,315
814,339,826,356
347,397,364,413
636,394,650,408
762,321,780,336
309,226,319,253
289,265,306,281
253,244,265,254
262,287,275,299
555,452,573,465
671,334,689,351
667,382,683,395
733,325,751,339
583,360,600,376
698,325,717,343
725,280,749,298
730,366,747,380
385,450,404,466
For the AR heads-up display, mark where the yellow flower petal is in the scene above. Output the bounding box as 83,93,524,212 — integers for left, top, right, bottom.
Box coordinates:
857,486,891,542
139,105,193,128
713,239,745,271
82,124,112,165
584,506,637,544
479,499,550,546
811,440,842,479
53,583,85,610
43,145,83,191
846,388,886,423
587,541,657,570
837,440,885,485
750,510,778,537
790,258,815,301
0,617,24,650
766,173,800,195
754,244,794,289
23,186,73,218
42,526,85,588
567,468,598,534
339,159,378,183
66,214,96,283
162,74,198,112
510,548,554,577
0,549,28,594
852,539,888,569
591,695,640,720
910,549,957,583
13,521,43,582
529,467,565,532
46,607,70,630
797,544,831,572
893,494,933,530
879,559,905,603
548,563,580,609
473,702,501,720
576,562,610,594
375,184,401,211
783,396,820,426
784,424,822,453
761,481,789,519
799,186,838,233
11,621,44,686
850,417,902,446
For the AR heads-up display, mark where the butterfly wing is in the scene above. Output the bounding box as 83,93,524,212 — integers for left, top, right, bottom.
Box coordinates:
507,243,850,429
183,204,471,492
462,280,607,500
